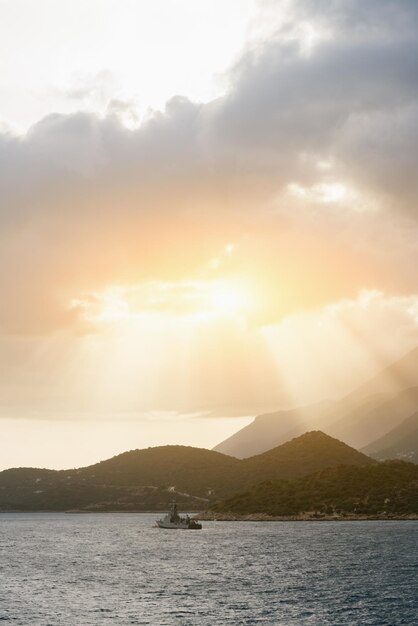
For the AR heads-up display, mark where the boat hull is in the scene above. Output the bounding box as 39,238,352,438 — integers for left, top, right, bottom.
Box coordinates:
156,503,202,529
156,520,202,529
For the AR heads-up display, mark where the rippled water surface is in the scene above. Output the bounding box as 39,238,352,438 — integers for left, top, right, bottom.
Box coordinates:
0,514,416,625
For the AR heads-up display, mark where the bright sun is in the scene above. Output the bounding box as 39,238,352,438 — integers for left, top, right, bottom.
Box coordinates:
207,280,249,315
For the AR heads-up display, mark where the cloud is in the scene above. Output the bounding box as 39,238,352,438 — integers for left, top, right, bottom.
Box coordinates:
0,0,418,337
290,0,418,34
218,4,418,206
260,289,418,405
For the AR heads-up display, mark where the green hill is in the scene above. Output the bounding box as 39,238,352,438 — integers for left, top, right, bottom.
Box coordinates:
0,446,240,511
211,461,418,518
78,445,241,497
0,434,373,511
240,431,372,486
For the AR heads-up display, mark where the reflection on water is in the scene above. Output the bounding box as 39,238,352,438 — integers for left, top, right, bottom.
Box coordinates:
0,514,416,625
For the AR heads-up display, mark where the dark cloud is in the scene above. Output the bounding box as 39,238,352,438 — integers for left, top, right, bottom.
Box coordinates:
290,0,418,35
217,7,418,204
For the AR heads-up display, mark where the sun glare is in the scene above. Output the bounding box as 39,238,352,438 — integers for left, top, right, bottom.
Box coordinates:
73,278,252,325
207,281,249,315
96,292,131,323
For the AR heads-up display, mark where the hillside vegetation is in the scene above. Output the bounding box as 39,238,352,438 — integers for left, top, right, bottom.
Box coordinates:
0,432,372,511
240,431,372,485
212,461,418,518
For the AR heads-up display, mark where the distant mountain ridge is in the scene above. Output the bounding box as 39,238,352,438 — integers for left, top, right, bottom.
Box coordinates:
213,346,418,459
0,432,371,511
343,347,418,402
362,412,418,463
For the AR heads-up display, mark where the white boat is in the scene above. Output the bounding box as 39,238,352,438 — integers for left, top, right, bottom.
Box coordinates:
156,502,202,529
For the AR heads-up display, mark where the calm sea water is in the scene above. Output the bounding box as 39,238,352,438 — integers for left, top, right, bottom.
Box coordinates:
0,514,416,625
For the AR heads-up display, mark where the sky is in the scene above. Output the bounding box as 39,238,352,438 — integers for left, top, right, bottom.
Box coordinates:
1,0,418,469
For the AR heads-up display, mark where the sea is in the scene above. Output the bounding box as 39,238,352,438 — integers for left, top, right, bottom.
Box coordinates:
0,514,416,625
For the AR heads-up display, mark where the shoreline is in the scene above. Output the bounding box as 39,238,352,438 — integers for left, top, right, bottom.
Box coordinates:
0,509,202,514
0,510,416,520
198,512,418,522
